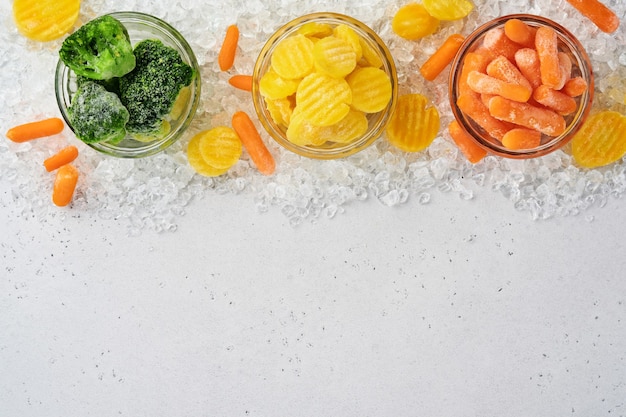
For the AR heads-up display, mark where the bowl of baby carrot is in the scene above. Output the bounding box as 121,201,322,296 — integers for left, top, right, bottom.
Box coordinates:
449,14,594,159
251,12,398,160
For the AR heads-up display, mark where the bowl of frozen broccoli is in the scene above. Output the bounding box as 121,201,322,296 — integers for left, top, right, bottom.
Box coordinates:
55,12,201,158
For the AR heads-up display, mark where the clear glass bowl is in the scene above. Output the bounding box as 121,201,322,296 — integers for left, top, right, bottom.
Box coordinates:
448,14,594,159
252,12,398,160
55,11,201,158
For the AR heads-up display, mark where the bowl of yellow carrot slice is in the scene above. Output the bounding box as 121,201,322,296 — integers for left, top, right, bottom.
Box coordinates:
251,12,398,160
448,14,593,160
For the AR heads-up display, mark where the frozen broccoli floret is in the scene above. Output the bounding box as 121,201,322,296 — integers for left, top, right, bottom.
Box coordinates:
59,15,136,80
119,39,195,139
76,74,120,96
68,81,130,144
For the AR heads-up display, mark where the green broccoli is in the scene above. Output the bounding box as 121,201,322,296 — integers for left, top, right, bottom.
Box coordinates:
76,74,121,96
68,81,130,144
118,39,195,140
59,15,136,80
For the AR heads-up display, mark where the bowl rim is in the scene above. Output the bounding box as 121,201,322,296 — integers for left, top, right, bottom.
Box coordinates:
448,13,595,159
54,11,201,158
251,11,398,160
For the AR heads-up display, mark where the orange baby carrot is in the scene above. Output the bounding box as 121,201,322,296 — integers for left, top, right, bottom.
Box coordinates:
501,128,542,150
486,55,532,91
456,93,513,140
472,46,497,62
43,145,79,172
218,24,239,71
561,76,588,97
488,95,566,136
565,0,619,33
448,120,488,163
420,34,465,81
480,93,496,107
514,48,542,89
231,110,275,176
556,52,572,91
533,85,577,115
466,70,532,102
6,117,64,143
458,52,490,96
503,18,536,48
52,164,79,207
228,74,253,91
482,27,520,61
535,26,561,89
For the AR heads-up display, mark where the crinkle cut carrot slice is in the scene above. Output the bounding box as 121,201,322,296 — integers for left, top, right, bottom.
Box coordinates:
572,111,626,168
13,0,80,42
386,93,440,152
423,0,474,21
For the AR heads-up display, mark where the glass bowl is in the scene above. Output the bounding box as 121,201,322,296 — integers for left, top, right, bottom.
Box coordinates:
55,11,201,158
448,14,594,159
252,12,398,160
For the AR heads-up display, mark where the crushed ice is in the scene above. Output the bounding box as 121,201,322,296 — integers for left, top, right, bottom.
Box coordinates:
1,0,625,234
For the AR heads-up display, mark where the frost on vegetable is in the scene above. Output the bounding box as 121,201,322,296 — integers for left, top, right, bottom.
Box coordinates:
119,39,195,141
59,15,136,80
68,81,130,144
76,74,121,96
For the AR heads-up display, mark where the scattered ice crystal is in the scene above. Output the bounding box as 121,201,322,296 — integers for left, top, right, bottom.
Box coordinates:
1,0,626,232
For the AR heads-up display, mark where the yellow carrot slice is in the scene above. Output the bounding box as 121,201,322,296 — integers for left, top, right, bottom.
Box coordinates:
13,0,80,42
572,111,626,168
391,3,440,40
187,134,230,177
386,94,440,152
